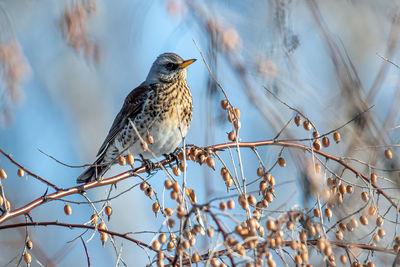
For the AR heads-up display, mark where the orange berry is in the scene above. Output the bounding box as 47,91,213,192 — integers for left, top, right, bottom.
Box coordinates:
164,180,173,189
64,204,72,215
172,182,181,192
17,168,24,177
126,154,134,165
152,240,161,250
220,99,229,110
371,173,377,183
24,252,31,264
303,120,312,131
322,137,330,147
206,157,215,168
146,134,154,144
140,182,148,191
361,192,369,202
172,166,181,176
360,215,368,225
105,206,112,216
228,131,236,141
385,148,393,159
333,132,341,143
227,199,235,209
26,240,33,250
277,157,286,167
294,115,302,126
118,155,126,165
91,214,98,224
152,202,160,213
313,140,321,150
0,169,7,179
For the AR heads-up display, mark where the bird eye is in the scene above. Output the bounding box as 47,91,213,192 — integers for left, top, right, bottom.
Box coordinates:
165,62,177,70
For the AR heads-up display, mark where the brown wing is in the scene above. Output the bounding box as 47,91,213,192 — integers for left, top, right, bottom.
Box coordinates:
96,83,153,157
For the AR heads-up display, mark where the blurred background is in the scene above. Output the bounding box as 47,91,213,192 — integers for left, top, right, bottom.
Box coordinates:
0,0,400,266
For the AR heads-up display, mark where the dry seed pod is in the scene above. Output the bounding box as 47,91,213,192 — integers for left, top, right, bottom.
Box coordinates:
152,240,161,250
98,222,106,230
378,228,386,238
360,215,368,225
167,218,175,228
192,252,200,263
126,154,134,165
313,208,321,218
266,220,276,231
314,163,321,173
371,173,377,183
227,199,235,209
259,180,267,191
376,216,383,227
140,182,148,191
64,204,72,215
294,115,302,126
145,187,154,198
164,180,173,189
100,232,108,245
207,228,214,237
368,205,377,216
91,214,98,224
172,166,181,176
206,157,215,168
140,141,148,151
179,161,185,172
257,167,264,177
338,222,347,231
294,255,302,265
361,192,369,202
228,131,236,141
172,182,181,192
300,231,307,242
322,137,330,147
324,208,332,219
25,240,34,250
220,99,229,110
24,252,31,264
339,184,346,194
247,194,256,205
105,206,112,216
152,202,160,214
333,132,341,143
0,169,7,179
384,149,393,159
164,208,173,216
118,155,126,165
340,254,347,263
277,157,286,167
313,140,321,151
234,108,241,118
317,239,326,250
373,233,380,243
346,185,354,194
146,134,154,144
17,168,24,177
219,201,227,211
303,120,312,131
336,230,343,240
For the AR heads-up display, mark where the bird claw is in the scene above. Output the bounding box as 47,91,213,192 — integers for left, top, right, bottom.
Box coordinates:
140,155,156,174
163,152,179,166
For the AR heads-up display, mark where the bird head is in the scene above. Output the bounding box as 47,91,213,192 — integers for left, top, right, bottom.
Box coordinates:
145,53,196,84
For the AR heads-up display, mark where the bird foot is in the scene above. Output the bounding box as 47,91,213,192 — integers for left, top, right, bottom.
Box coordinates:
163,152,179,166
140,155,156,174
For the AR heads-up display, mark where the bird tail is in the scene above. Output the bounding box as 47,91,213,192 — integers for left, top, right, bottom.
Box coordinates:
77,155,110,184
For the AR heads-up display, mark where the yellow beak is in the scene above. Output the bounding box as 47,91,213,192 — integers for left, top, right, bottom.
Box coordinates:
179,58,197,68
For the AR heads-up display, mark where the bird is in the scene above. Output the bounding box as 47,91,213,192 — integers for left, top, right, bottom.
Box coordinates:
77,52,196,183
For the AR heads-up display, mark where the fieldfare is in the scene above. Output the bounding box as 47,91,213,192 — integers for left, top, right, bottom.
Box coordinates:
77,53,196,183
